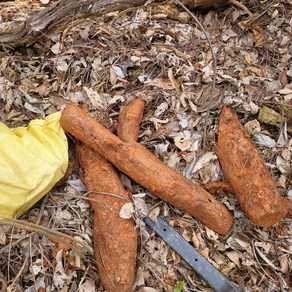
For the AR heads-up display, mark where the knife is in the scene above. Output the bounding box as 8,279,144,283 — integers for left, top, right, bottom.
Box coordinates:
144,216,241,292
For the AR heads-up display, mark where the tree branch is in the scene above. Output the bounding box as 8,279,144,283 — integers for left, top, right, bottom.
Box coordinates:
0,0,223,47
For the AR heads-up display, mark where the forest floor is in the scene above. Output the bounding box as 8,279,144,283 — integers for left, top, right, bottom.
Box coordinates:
0,0,291,291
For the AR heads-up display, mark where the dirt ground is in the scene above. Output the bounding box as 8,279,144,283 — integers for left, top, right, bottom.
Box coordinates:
0,0,291,291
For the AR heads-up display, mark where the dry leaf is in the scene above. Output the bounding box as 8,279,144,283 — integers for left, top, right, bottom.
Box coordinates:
119,202,135,219
112,65,126,79
244,119,261,135
154,102,168,117
79,279,95,292
240,22,264,46
79,25,91,40
68,179,86,192
226,251,240,267
174,134,192,151
0,227,6,245
139,287,160,292
148,207,160,222
254,134,276,148
135,266,145,286
53,250,68,289
110,67,118,85
56,59,69,72
24,102,45,117
51,42,62,54
168,68,180,94
133,197,149,217
54,208,72,221
192,152,217,174
29,259,43,276
147,78,174,90
83,87,104,109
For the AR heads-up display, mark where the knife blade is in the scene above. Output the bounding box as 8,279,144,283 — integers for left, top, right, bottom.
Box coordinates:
144,216,241,292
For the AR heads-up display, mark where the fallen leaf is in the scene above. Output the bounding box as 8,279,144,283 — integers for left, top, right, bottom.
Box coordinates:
83,87,104,109
240,22,264,46
278,255,289,274
168,68,180,94
56,59,69,72
78,279,95,292
154,102,168,117
133,197,149,217
192,152,217,174
79,25,91,40
24,102,45,117
29,259,43,276
119,202,135,219
139,287,160,292
226,251,240,267
68,179,86,192
253,134,276,148
51,42,62,54
112,65,126,79
148,207,160,222
110,67,118,85
244,119,261,135
174,134,192,151
54,208,72,221
0,227,6,245
147,78,174,90
53,250,67,289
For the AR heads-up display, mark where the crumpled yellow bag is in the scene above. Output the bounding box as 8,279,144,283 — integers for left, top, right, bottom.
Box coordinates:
0,112,68,218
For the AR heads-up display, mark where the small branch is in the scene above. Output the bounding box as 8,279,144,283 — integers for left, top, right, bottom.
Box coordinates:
0,0,226,47
228,0,253,17
0,217,93,256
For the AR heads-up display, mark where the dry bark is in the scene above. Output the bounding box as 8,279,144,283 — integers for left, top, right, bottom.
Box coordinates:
0,0,223,47
217,106,288,226
61,103,233,235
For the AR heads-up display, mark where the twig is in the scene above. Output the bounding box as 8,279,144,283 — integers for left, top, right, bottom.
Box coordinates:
137,256,168,289
36,193,50,225
10,252,29,287
54,191,128,212
228,0,253,17
0,234,30,254
173,0,217,150
7,226,15,282
0,217,94,256
84,191,131,202
251,240,276,284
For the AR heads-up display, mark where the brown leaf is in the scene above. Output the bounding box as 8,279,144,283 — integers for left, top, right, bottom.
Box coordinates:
240,22,264,46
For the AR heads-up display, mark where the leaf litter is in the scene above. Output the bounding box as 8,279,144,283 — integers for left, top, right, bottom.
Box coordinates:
0,0,291,291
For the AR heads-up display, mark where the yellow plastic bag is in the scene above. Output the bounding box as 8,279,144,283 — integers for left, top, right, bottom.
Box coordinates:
0,112,68,218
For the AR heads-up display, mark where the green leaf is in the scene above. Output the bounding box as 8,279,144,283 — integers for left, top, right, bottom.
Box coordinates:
174,280,184,292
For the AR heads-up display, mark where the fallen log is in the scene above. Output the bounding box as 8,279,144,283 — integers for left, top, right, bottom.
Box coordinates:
76,138,137,291
0,0,223,47
61,103,233,235
216,106,289,226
